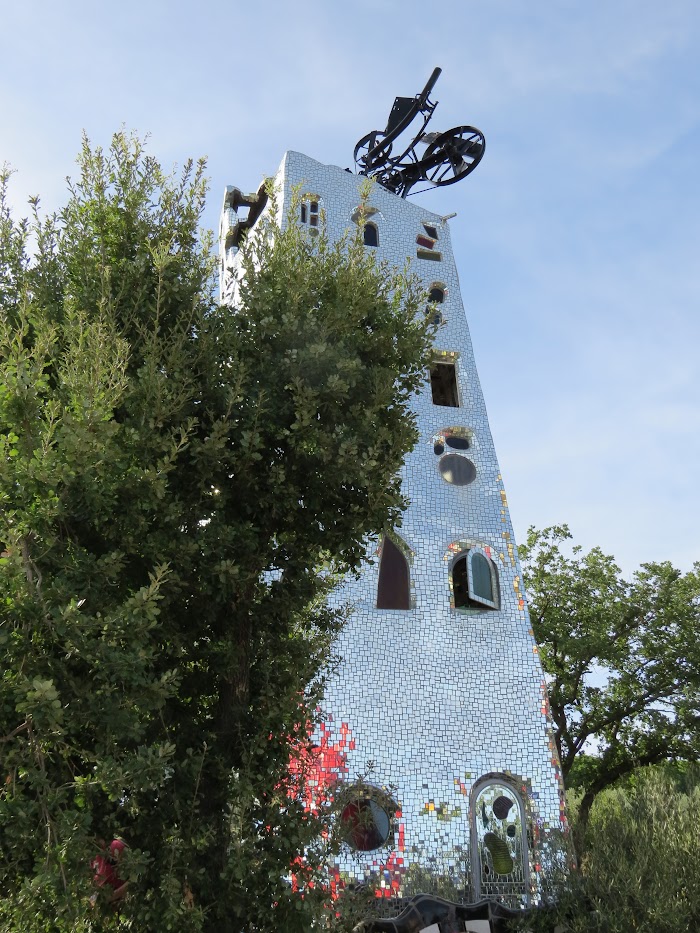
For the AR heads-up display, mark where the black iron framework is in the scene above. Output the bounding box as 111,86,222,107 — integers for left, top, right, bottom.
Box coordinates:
354,68,485,198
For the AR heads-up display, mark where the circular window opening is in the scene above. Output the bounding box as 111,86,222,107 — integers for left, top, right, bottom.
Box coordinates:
439,454,476,486
445,434,470,450
433,441,445,455
341,798,392,851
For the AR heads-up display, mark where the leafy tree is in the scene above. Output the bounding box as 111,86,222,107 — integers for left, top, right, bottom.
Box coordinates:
579,764,700,932
520,525,700,844
513,766,700,933
0,133,432,931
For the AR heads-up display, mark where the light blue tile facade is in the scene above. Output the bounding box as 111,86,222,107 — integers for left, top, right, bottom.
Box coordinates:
220,151,566,910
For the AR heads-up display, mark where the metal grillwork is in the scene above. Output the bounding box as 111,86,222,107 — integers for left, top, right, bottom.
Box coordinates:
353,67,485,198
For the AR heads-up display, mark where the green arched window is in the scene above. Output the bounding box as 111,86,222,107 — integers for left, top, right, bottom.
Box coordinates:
452,547,498,610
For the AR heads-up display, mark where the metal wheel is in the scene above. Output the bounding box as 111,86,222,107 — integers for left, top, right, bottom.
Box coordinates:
354,132,393,173
421,126,485,186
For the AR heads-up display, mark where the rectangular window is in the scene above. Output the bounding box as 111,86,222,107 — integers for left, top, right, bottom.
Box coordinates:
430,361,459,407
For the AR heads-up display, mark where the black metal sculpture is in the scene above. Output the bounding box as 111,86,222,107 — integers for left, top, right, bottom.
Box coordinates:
354,68,485,198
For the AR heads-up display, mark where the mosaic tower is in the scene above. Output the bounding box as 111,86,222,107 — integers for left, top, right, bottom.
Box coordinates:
220,149,565,914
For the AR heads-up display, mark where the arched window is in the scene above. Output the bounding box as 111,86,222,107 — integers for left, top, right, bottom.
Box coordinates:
377,536,410,610
471,777,530,906
364,222,379,247
351,206,383,246
426,285,444,326
451,548,498,609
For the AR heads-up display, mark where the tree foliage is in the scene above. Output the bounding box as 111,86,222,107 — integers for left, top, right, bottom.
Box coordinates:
578,765,700,932
0,133,433,931
514,766,700,933
520,525,700,841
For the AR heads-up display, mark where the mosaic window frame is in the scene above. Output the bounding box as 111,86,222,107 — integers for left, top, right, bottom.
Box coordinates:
432,426,473,456
350,204,384,246
300,193,323,235
337,782,399,854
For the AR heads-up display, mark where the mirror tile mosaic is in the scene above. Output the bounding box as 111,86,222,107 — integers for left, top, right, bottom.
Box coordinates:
220,152,568,918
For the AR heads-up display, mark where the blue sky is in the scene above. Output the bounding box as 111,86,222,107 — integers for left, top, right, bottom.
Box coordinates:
2,0,698,575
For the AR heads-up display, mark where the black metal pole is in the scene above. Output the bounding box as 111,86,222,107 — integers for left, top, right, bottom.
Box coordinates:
419,67,442,105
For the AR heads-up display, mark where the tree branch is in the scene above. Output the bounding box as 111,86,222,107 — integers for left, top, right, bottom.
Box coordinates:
0,720,30,743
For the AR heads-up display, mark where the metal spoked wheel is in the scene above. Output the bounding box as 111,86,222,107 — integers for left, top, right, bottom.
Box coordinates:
354,132,393,174
421,126,486,187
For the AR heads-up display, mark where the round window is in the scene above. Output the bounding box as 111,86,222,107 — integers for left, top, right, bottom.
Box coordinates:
439,454,476,486
341,797,393,851
445,434,470,450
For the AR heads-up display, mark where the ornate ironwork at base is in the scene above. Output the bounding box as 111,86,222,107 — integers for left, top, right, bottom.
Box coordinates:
353,894,536,933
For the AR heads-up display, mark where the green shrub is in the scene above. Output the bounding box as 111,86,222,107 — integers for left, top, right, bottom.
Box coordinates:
515,765,700,933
